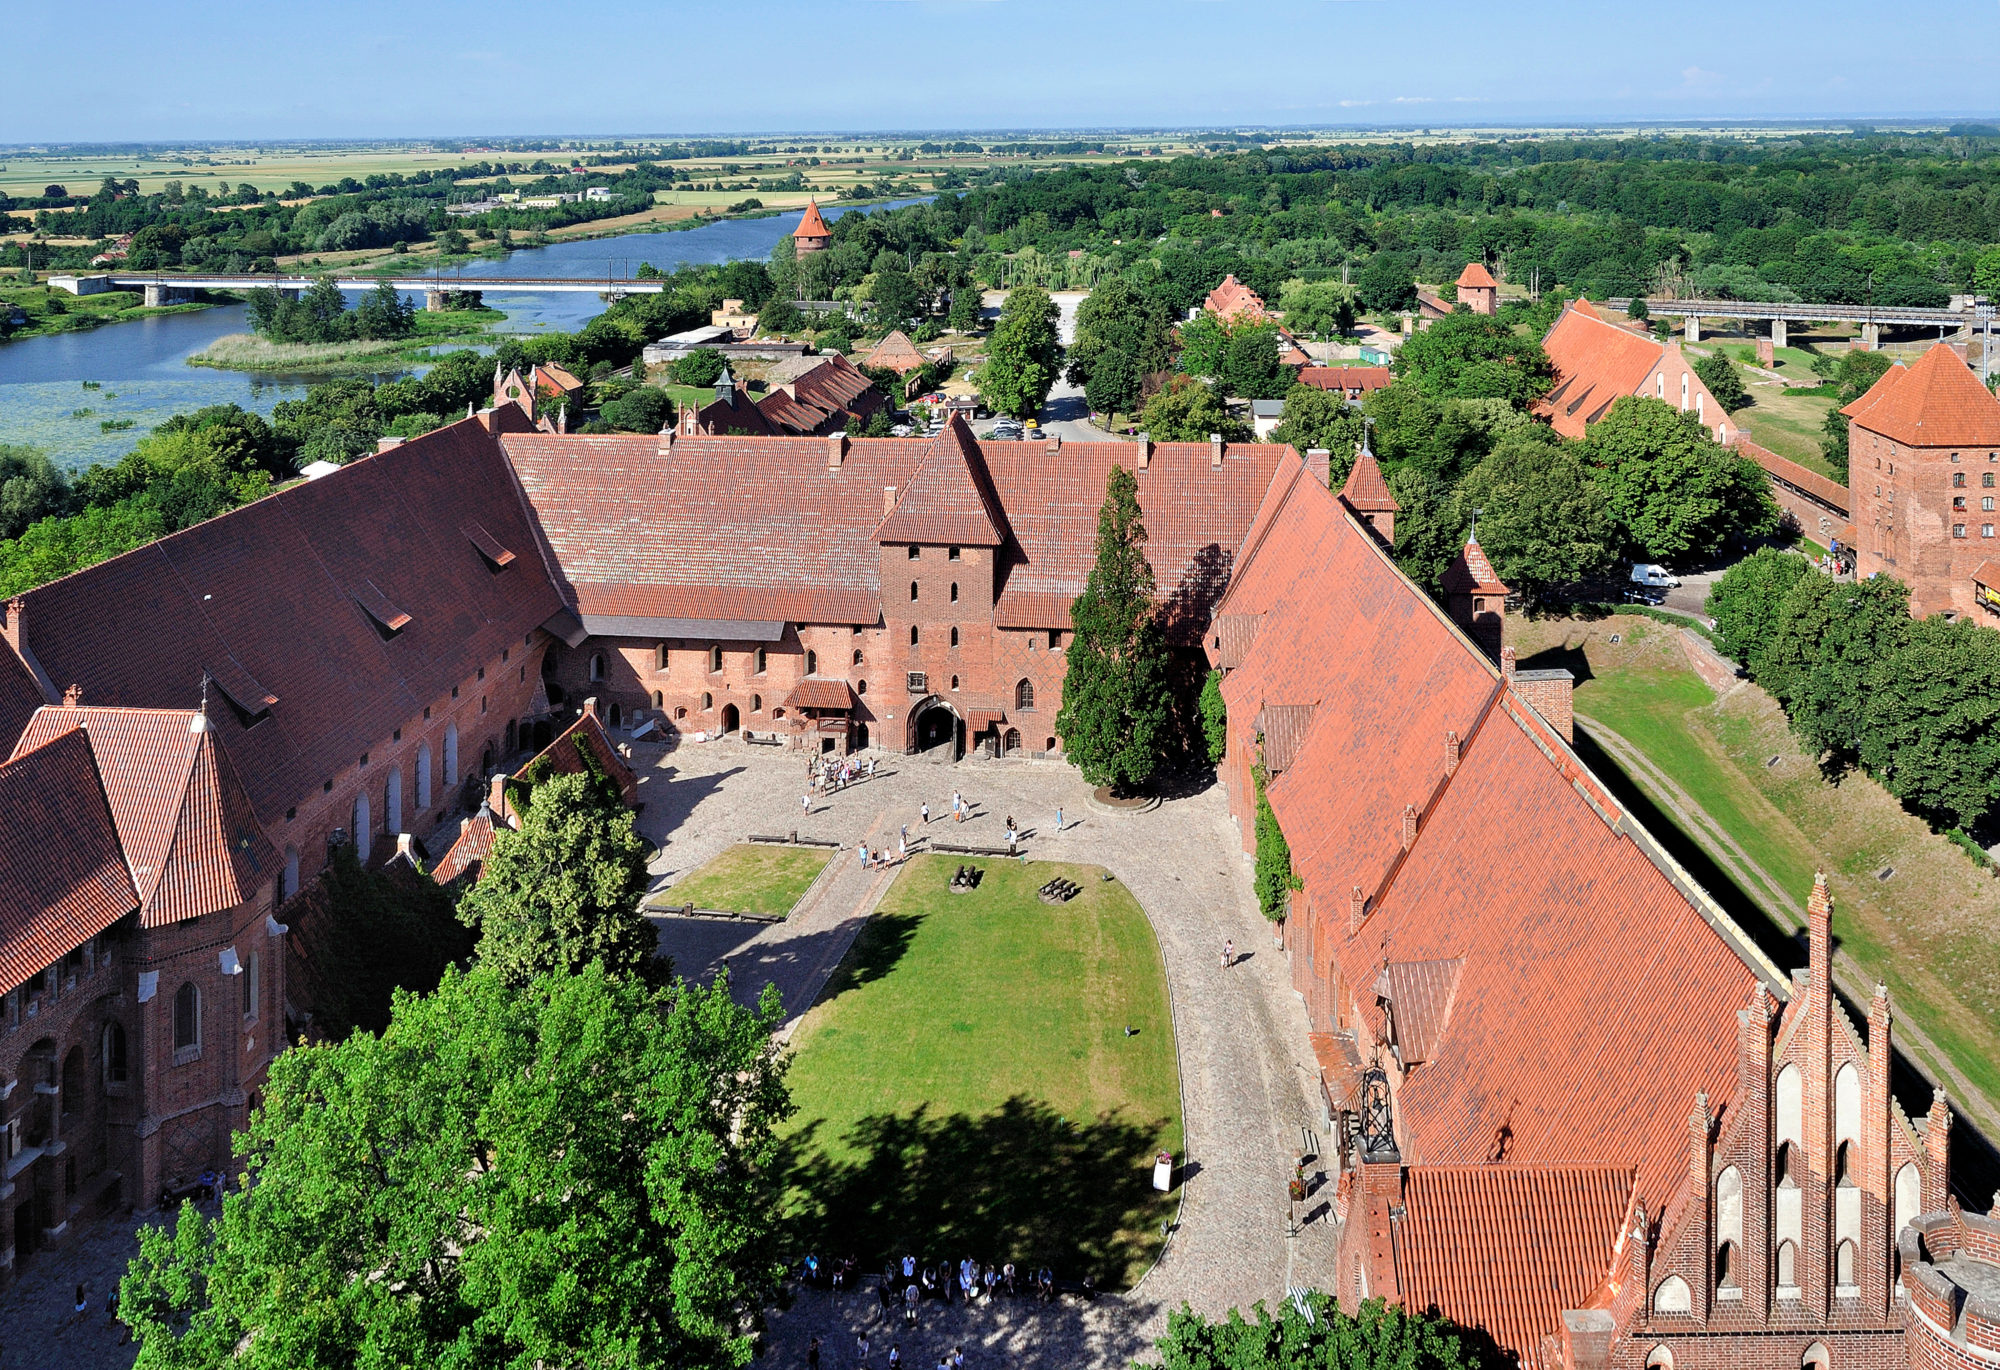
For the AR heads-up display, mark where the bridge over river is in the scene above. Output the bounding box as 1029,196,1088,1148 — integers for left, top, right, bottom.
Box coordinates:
1604,295,1990,349
51,271,668,309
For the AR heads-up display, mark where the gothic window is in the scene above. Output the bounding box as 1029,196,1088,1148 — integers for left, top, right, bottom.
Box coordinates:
173,982,200,1053
1016,678,1036,711
1776,1239,1798,1289
856,679,867,695
1835,1140,1855,1187
1836,1240,1857,1287
386,766,403,834
1652,1275,1691,1314
1895,1162,1922,1247
416,742,432,810
607,703,621,728
1802,1342,1831,1370
806,649,818,675
910,581,920,601
950,582,959,603
243,949,259,1019
282,845,300,900
353,792,371,861
708,645,723,673
910,626,920,645
1775,1140,1797,1188
755,647,767,674
444,723,459,786
655,644,668,671
1645,1348,1674,1370
651,690,663,708
589,652,606,681
1715,1240,1739,1291
950,627,960,647
102,1022,128,1085
752,694,762,713
853,649,864,666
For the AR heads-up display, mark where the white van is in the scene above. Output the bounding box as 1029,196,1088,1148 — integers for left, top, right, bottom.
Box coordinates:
1630,563,1681,589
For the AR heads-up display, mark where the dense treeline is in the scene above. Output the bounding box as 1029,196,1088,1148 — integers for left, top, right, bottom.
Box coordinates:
1709,550,2000,833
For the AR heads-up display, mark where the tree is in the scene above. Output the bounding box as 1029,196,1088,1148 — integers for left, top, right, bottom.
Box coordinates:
350,280,415,342
1268,385,1364,477
1818,348,1895,483
1627,296,1651,321
1706,547,1812,675
1252,759,1296,922
0,445,72,540
1694,352,1751,412
1356,250,1418,315
1451,432,1616,605
1148,1290,1485,1370
1363,384,1490,484
1581,397,1779,561
978,286,1062,419
1057,465,1173,790
1394,311,1553,410
296,844,474,1040
1137,377,1249,443
1218,321,1290,400
868,264,920,332
671,348,727,387
456,769,658,988
946,285,983,333
1174,313,1229,380
1276,279,1356,339
1763,572,1911,764
120,962,791,1370
1857,614,2000,829
1066,277,1175,416
598,386,675,434
1385,467,1461,593
1199,669,1228,766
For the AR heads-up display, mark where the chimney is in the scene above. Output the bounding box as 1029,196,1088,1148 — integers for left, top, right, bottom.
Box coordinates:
460,814,473,836
1807,871,1833,1000
395,832,417,862
1,596,21,656
62,683,81,708
1401,803,1418,850
1306,447,1331,487
375,435,406,454
1137,432,1152,471
1349,884,1366,934
1444,729,1460,777
1500,645,1517,683
828,432,848,469
658,424,676,458
582,696,600,721
1209,433,1224,468
884,485,898,517
487,772,511,825
1046,433,1061,455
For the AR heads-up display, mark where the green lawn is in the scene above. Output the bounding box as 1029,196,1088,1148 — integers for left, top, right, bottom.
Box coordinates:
780,855,1181,1287
665,843,831,917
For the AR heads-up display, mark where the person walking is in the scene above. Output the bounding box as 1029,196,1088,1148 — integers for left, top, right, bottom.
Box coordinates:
1006,823,1018,857
888,1345,902,1368
808,1334,822,1370
72,1283,88,1326
903,1280,919,1326
802,791,812,818
952,790,964,822
921,801,931,825
899,833,909,862
1054,805,1063,837
1222,939,1234,968
858,1332,872,1365
858,843,871,871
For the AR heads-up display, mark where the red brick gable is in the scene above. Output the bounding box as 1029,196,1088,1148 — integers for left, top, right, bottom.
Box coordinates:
0,727,137,992
863,329,927,374
1441,539,1508,596
514,709,637,810
1843,341,2000,447
1203,274,1270,324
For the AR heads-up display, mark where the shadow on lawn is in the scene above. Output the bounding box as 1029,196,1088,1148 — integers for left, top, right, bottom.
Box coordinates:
781,1096,1170,1287
816,911,921,1001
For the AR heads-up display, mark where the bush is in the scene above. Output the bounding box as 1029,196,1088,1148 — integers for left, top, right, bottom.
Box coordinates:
670,348,726,387
1694,352,1751,412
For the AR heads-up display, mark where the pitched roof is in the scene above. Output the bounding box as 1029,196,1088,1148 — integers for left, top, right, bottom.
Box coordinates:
1254,703,1316,774
863,329,927,374
1534,302,1665,440
1203,274,1270,324
13,706,276,926
1394,1164,1635,1365
1373,956,1463,1065
876,420,1008,547
759,353,880,434
784,677,856,711
1298,366,1392,395
794,199,831,240
1842,343,2000,447
518,710,637,809
10,419,564,829
0,727,138,993
1441,540,1508,595
1973,559,2000,588
1455,261,1499,290
432,807,497,887
1738,438,1850,514
1339,450,1399,513
0,635,48,750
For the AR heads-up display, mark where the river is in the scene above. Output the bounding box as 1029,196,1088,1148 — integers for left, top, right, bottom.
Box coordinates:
0,199,927,471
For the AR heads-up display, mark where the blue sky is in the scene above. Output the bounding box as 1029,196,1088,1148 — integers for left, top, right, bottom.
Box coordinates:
14,1,2000,141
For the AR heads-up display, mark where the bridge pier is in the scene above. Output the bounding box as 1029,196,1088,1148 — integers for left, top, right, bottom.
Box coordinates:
1771,318,1787,349
1684,315,1700,344
142,283,188,308
426,290,445,312
1860,322,1880,351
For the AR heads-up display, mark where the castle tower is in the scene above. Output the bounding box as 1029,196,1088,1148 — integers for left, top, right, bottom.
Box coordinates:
1455,262,1499,315
793,199,832,257
1442,536,1509,660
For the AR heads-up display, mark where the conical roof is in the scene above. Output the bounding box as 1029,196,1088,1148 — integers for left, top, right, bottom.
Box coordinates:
1340,449,1399,513
875,417,1007,546
1440,540,1508,596
794,199,831,240
1456,261,1498,290
1841,342,2000,447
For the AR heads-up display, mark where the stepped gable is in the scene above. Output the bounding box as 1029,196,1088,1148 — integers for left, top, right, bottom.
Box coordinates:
1393,1164,1635,1365
7,419,562,827
15,705,277,926
1338,449,1398,514
1843,341,2000,446
0,727,138,992
503,432,928,627
1340,705,1761,1207
1455,261,1499,290
1534,301,1662,439
876,419,1008,547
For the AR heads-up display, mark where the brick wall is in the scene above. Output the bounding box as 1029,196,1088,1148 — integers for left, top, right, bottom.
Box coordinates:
1853,428,2000,619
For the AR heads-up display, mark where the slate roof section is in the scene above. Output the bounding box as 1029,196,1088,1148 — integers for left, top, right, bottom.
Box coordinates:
1535,301,1664,440
1394,1164,1635,1365
1842,342,2000,447
14,706,277,927
0,727,138,994
876,420,1008,547
10,419,565,828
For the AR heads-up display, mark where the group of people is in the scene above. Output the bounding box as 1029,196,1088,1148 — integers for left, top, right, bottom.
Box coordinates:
812,1333,968,1370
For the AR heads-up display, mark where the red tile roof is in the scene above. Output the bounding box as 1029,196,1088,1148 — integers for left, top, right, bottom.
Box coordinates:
758,353,882,434
1394,1164,1634,1365
1535,302,1665,440
1455,262,1499,290
0,633,48,749
784,677,856,711
1373,956,1462,1065
876,421,1008,547
1973,559,2000,588
1254,703,1316,774
14,706,276,926
1339,450,1398,513
518,710,637,809
863,329,927,374
1441,540,1508,596
0,728,137,993
11,419,564,829
1203,275,1270,324
431,808,496,886
1842,342,2000,447
794,199,831,241
1737,438,1850,515
1298,366,1392,395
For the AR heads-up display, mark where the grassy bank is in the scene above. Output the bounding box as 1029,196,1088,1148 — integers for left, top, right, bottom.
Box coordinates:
0,284,221,342
1511,611,2000,1134
186,307,503,373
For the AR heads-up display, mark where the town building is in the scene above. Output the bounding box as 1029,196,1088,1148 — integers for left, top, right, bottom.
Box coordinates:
1536,300,1734,443
492,360,586,426
1846,343,2000,618
1205,448,1975,1368
793,200,832,256
1203,275,1273,326
710,298,759,331
676,353,885,438
863,329,928,374
1455,261,1499,315
1298,366,1392,403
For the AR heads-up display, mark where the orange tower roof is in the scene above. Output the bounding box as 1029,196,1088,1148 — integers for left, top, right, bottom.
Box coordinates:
794,200,831,240
1456,261,1498,290
1841,342,2000,447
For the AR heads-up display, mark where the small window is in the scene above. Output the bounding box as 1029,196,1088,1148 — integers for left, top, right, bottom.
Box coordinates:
708,645,722,673
1835,1140,1855,1187
701,692,713,710
173,982,200,1054
856,679,868,695
651,689,663,708
1956,497,1968,511
1955,524,1968,538
477,666,485,682
655,644,668,671
755,646,767,674
910,626,920,645
283,845,300,900
1776,1141,1797,1188
1955,472,1967,488
102,1021,128,1084
1050,629,1063,649
950,627,960,647
1987,498,1997,511
589,652,606,682
951,675,959,689
1777,1239,1798,1288
853,649,864,665
1836,1240,1857,1288
948,546,961,561
752,694,762,713
1985,472,1995,487
1987,525,1996,538
1953,452,1963,463
1715,1240,1738,1290
908,545,920,560
242,949,259,1019
1016,678,1036,711
950,582,959,603
910,580,919,601
806,649,818,674
675,706,687,720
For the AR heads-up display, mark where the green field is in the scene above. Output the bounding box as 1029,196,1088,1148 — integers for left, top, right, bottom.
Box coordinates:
1512,612,2000,1134
780,856,1181,1287
664,843,832,918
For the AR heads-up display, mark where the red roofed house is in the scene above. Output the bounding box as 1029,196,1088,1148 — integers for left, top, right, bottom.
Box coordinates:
793,199,832,256
1536,300,1734,445
493,359,586,427
1204,453,1963,1369
1204,274,1273,326
1298,366,1392,402
1847,343,2000,618
1456,261,1499,315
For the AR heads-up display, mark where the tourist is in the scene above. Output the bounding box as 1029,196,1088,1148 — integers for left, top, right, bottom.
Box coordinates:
859,843,871,870
1222,939,1234,968
1006,824,1018,856
73,1283,88,1325
904,1280,919,1325
952,1348,966,1369
1054,806,1063,836
858,1333,872,1364
952,790,964,821
889,1345,902,1368
983,1264,998,1301
802,792,812,817
1002,1261,1017,1295
878,1274,895,1320
867,757,877,778
921,801,931,825
808,1334,822,1370
902,1253,916,1280
899,834,909,861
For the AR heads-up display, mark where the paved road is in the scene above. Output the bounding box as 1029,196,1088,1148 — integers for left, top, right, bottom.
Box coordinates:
636,739,1336,1367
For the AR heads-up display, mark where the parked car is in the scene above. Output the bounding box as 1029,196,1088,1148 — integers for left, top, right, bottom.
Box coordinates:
1629,563,1681,589
1025,425,1047,441
1623,587,1666,605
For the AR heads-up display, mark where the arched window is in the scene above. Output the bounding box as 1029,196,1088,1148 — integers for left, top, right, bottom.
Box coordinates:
856,679,868,695
910,626,920,645
1716,1164,1743,1257
950,626,960,647
282,845,300,901
1645,1348,1674,1370
909,580,919,601
1835,1062,1860,1151
752,694,762,712
755,647,767,674
1656,373,1665,400
701,692,713,710
651,690,663,708
416,742,432,810
654,643,668,671
242,949,259,1019
1836,1239,1857,1287
806,649,818,675
444,722,459,786
1696,392,1704,423
1680,372,1689,409
1835,1140,1855,1187
102,1022,128,1085
1802,1341,1831,1370
589,652,606,682
480,741,493,775
950,582,959,602
1776,1239,1798,1289
173,982,200,1053
853,649,864,665
1715,1240,1739,1291
386,766,402,835
950,675,959,690
1653,1275,1691,1314
607,702,621,728
504,719,517,754
1003,728,1021,753
708,645,723,673
353,791,371,862
1894,1162,1922,1245
1016,678,1036,711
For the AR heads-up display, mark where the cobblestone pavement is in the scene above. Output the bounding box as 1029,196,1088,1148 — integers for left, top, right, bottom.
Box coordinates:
0,1206,171,1370
639,738,1339,1366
